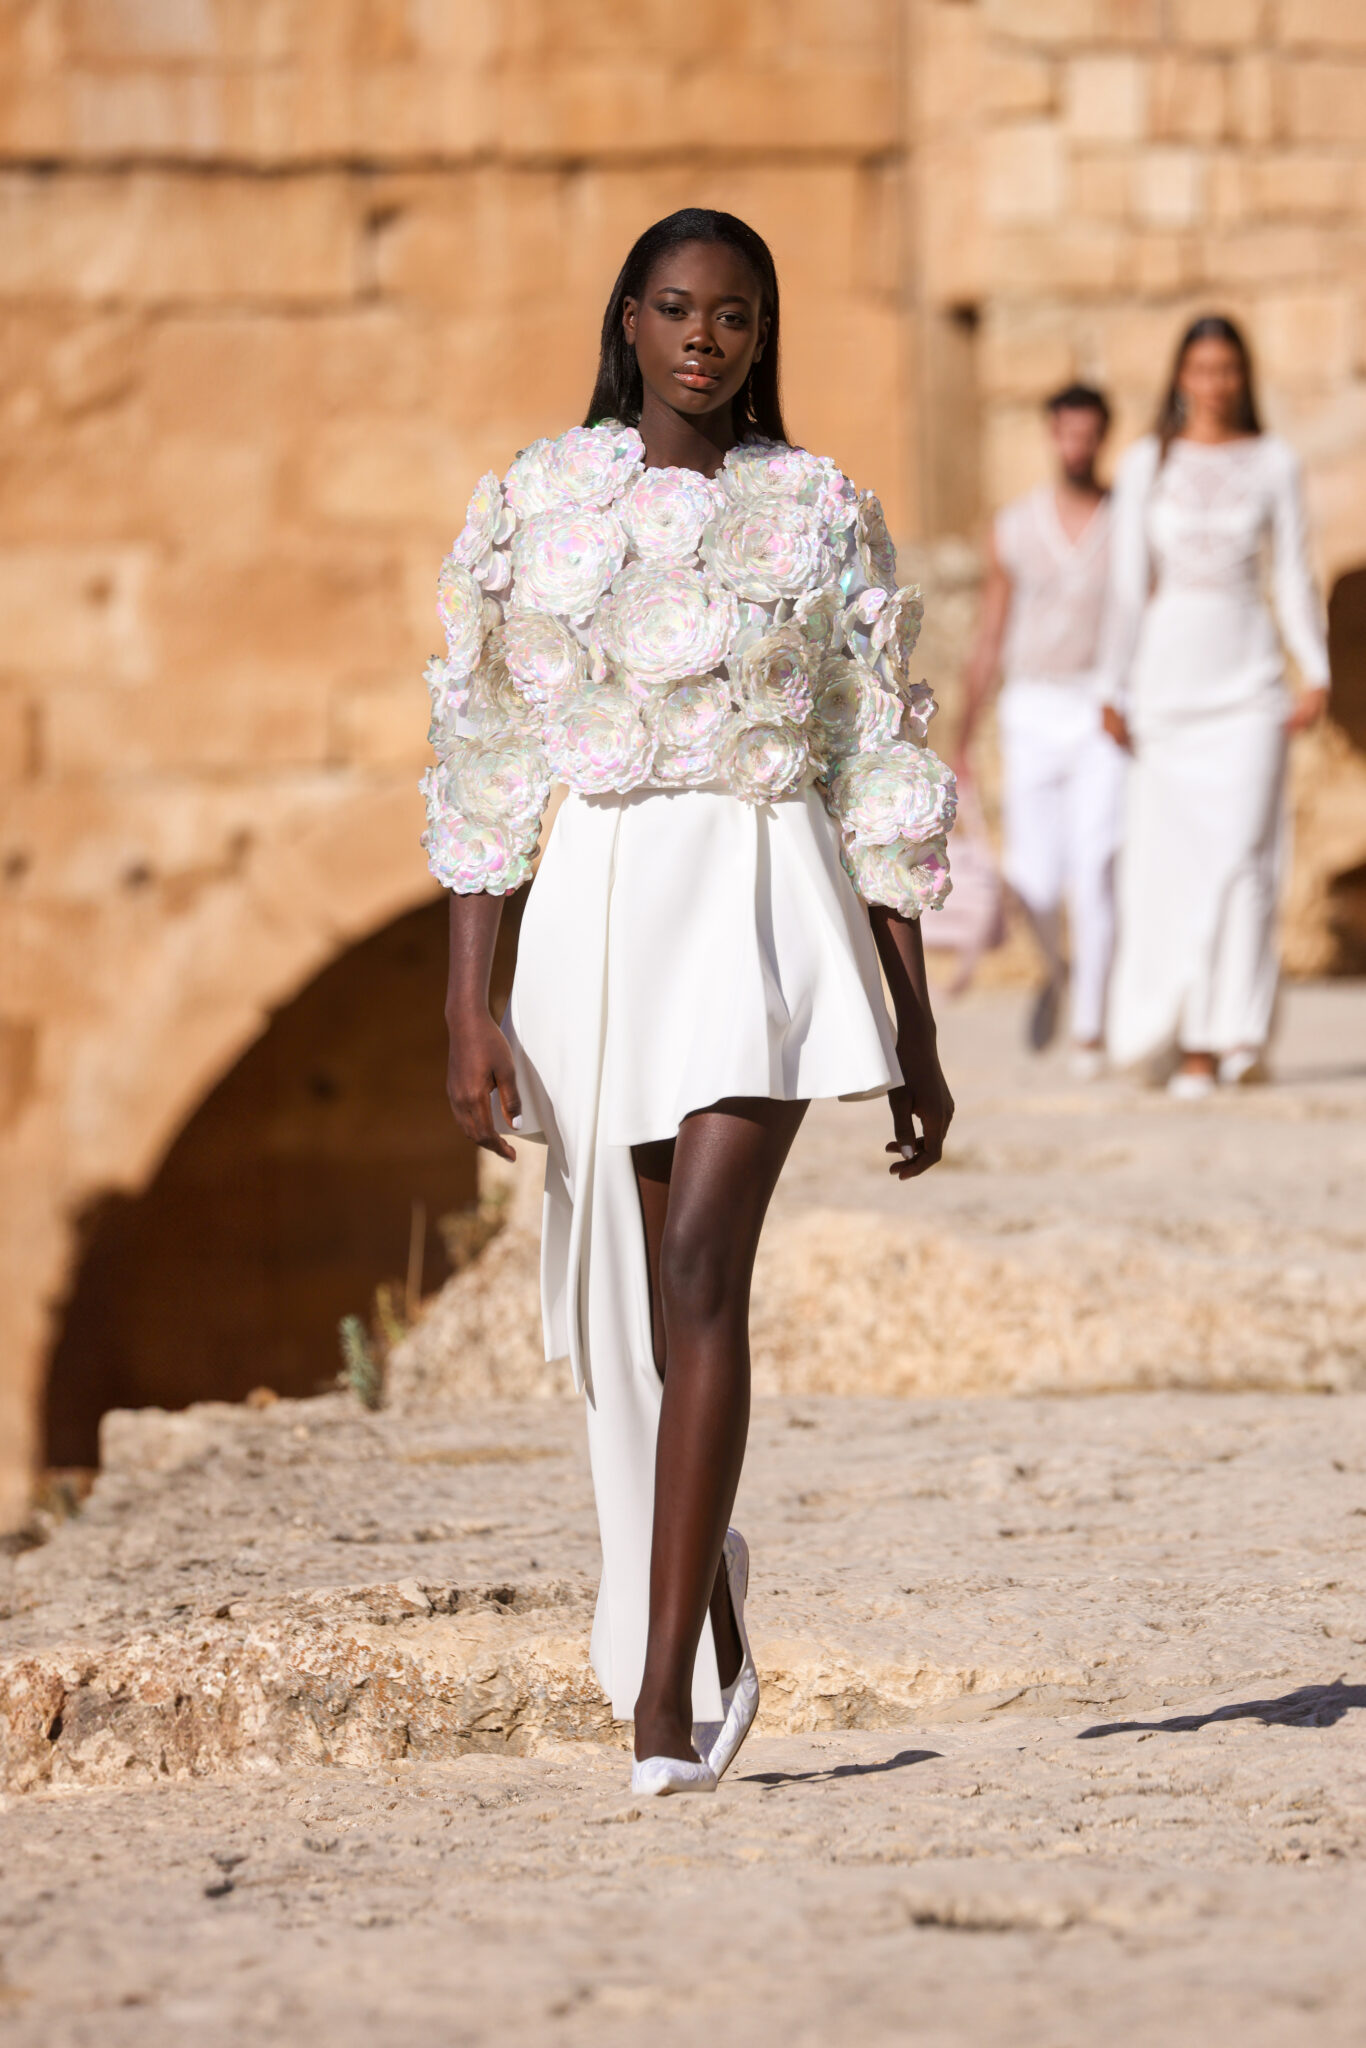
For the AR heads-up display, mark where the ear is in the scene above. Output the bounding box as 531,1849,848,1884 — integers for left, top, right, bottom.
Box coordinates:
754,312,772,364
622,297,639,345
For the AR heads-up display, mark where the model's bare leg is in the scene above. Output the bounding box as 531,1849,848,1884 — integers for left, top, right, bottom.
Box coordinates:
630,1097,807,1763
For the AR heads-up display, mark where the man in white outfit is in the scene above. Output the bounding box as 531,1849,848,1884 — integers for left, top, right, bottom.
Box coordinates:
957,384,1126,1073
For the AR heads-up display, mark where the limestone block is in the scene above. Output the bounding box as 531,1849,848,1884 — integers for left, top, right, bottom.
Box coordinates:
369,170,570,314
1171,0,1267,43
0,171,356,305
1070,150,1132,221
992,224,1127,298
65,0,296,63
302,417,471,528
1093,0,1164,34
983,0,1095,40
1227,52,1280,143
0,901,105,1017
65,71,228,159
43,675,334,775
154,548,403,684
915,1,983,131
1287,62,1366,145
1131,230,1203,295
1251,153,1354,218
1151,55,1230,142
985,404,1051,508
1063,56,1150,142
0,690,34,783
332,685,429,770
1134,146,1207,227
1204,223,1330,285
984,54,1057,116
980,303,1076,399
918,136,986,309
0,547,151,680
1276,0,1366,47
1256,289,1354,387
1092,301,1208,387
1208,151,1252,224
983,123,1066,225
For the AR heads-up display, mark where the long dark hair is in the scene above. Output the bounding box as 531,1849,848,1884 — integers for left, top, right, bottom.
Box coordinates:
1155,313,1262,462
583,208,787,444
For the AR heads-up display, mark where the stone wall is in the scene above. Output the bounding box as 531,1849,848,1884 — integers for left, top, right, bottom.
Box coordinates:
1,0,1364,1524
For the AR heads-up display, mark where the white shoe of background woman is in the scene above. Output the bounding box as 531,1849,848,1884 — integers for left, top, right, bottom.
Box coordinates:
1218,1047,1265,1086
1167,1068,1215,1102
695,1527,760,1783
630,1754,718,1797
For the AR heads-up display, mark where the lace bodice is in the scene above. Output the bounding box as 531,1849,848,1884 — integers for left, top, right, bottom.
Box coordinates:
420,422,955,919
1099,434,1329,707
995,486,1111,680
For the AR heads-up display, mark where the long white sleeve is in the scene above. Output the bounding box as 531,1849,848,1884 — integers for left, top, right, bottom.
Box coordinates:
1269,443,1330,686
1095,435,1158,710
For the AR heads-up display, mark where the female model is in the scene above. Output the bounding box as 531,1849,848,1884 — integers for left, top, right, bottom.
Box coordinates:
425,210,955,1793
1099,315,1330,1098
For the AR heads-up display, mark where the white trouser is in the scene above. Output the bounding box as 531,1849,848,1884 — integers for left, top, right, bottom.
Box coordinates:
998,677,1127,1045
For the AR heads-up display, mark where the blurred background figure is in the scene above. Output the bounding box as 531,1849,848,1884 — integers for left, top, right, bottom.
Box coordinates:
1098,317,1331,1101
957,387,1123,1077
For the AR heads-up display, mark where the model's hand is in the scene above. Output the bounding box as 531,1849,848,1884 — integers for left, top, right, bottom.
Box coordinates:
885,1036,954,1180
446,1008,521,1160
1286,684,1328,736
1101,704,1133,752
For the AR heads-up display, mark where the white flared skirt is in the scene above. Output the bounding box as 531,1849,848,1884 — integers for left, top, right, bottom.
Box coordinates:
503,784,899,1719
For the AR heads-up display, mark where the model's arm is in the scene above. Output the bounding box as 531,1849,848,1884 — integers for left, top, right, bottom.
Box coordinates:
1269,446,1331,735
869,907,954,1179
445,890,521,1160
1095,439,1157,751
956,530,1012,767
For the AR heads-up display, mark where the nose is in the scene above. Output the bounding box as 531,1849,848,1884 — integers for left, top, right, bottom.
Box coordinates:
683,317,722,358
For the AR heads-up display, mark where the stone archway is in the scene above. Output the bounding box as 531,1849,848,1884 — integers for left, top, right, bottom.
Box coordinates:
42,890,523,1468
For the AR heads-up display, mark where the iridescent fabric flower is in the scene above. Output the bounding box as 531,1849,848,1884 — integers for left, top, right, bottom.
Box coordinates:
437,560,490,675
811,656,904,769
723,719,809,804
793,583,844,652
840,836,951,919
544,680,653,794
898,679,937,745
450,739,549,833
451,471,516,591
828,741,958,847
725,443,859,531
499,609,587,706
649,677,733,786
620,467,721,562
421,765,537,896
703,500,835,604
737,625,815,725
595,561,737,689
871,585,925,684
509,423,643,516
512,507,628,620
856,491,898,591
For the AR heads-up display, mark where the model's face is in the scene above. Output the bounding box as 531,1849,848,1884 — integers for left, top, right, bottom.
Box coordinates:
1178,336,1246,430
623,240,770,427
1048,405,1107,483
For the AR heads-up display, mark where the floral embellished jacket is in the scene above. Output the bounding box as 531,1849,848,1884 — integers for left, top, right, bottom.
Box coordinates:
421,422,956,918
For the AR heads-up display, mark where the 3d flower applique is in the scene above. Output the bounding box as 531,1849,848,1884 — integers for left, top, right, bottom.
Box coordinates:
828,741,958,847
871,586,925,685
449,738,550,838
792,582,845,653
898,679,938,745
543,678,654,794
736,625,816,726
702,499,836,605
437,560,492,676
595,561,738,692
498,609,588,707
512,506,629,621
810,655,904,772
420,766,538,896
723,444,860,532
542,423,645,507
840,836,952,919
855,491,898,592
649,677,735,786
451,471,516,591
723,718,810,804
619,467,722,563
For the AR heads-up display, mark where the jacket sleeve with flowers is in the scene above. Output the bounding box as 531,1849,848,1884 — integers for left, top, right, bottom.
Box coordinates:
422,424,954,918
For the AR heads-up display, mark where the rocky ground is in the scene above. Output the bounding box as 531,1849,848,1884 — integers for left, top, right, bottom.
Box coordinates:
2,983,1364,2046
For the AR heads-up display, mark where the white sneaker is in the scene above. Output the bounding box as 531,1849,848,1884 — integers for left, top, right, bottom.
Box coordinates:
1069,1046,1105,1083
630,1755,717,1797
1218,1049,1266,1086
1167,1069,1215,1102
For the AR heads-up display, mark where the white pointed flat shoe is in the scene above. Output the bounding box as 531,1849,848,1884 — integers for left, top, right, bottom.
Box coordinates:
703,1528,759,1783
630,1755,717,1797
1167,1069,1215,1102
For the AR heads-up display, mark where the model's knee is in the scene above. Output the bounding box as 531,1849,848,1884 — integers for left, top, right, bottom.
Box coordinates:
659,1225,744,1335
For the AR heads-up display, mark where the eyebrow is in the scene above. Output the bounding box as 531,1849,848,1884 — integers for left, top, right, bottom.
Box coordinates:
651,283,755,306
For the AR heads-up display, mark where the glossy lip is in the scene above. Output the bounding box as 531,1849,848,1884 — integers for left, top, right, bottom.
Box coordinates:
673,366,721,390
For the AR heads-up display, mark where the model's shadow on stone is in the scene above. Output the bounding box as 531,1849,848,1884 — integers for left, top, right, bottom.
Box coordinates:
741,1747,942,1787
1079,1680,1366,1739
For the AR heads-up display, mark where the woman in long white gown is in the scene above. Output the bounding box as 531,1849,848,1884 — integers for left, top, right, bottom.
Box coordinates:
428,210,956,1794
1098,315,1330,1097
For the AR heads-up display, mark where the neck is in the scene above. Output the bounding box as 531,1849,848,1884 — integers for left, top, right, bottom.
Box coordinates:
637,387,738,476
1057,469,1101,500
1181,412,1242,444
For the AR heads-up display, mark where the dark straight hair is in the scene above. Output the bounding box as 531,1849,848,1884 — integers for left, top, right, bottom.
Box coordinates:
583,208,787,444
1155,313,1262,462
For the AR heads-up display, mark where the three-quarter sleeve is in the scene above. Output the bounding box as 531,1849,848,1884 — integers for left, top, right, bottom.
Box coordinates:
1096,435,1158,711
1269,443,1330,687
817,490,956,920
421,473,549,896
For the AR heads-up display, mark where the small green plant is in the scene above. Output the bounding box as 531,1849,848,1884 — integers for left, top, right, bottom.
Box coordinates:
337,1313,383,1411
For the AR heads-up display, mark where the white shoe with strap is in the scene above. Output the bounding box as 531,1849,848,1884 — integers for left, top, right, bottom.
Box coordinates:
696,1528,760,1783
